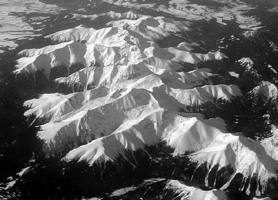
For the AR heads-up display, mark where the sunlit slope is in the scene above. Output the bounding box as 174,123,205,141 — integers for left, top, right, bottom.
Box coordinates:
91,178,229,200
64,113,278,196
15,13,278,197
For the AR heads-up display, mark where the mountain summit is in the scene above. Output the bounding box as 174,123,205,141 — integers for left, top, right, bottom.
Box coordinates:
1,0,278,199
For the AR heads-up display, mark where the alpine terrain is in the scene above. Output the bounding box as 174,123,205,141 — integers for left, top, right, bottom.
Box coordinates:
1,0,278,199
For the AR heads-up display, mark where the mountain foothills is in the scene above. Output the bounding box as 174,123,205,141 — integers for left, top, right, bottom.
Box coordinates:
1,0,278,199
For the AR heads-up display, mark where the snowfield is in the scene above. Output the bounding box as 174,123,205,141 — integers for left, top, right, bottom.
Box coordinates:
14,9,278,198
0,0,276,199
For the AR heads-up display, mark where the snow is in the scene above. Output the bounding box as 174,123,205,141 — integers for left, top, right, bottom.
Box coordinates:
191,132,278,195
14,5,277,197
253,197,273,200
19,17,239,153
23,73,240,154
238,57,254,71
86,178,228,200
102,0,262,30
0,0,264,53
15,16,224,77
261,125,278,161
165,180,228,200
64,113,278,196
251,81,278,101
45,25,96,43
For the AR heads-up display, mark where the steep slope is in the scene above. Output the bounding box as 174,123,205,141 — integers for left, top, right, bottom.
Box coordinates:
19,16,240,155
14,9,278,199
64,114,278,196
15,16,225,78
92,178,228,200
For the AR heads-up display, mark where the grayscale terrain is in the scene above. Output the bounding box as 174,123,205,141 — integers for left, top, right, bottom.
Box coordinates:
1,0,278,199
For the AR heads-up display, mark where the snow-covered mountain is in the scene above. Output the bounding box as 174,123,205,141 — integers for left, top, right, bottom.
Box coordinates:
87,178,229,200
1,0,278,199
12,7,278,199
